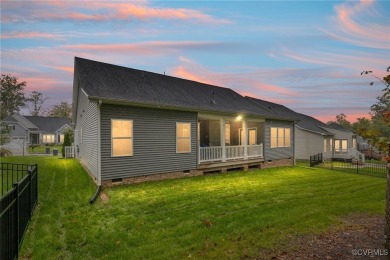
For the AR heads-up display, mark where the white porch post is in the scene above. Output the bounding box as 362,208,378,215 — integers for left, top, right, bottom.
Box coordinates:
243,120,248,160
220,119,226,162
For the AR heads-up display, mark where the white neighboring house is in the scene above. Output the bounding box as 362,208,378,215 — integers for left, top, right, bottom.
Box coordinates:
246,97,362,161
2,114,71,146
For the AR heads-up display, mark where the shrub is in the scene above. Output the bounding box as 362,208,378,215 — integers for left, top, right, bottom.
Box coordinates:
62,130,72,158
0,147,12,157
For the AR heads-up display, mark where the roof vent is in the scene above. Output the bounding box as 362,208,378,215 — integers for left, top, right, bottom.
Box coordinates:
141,71,144,79
211,90,216,104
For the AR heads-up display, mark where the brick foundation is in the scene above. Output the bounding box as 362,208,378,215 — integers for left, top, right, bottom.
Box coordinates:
99,158,294,187
260,158,294,169
101,170,203,187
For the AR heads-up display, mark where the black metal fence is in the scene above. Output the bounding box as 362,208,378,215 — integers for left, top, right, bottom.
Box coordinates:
310,153,323,167
0,163,38,260
315,158,387,178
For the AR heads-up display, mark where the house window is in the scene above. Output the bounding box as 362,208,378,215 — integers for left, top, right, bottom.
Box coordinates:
225,123,231,145
334,139,348,153
58,134,64,143
352,138,357,149
248,128,257,145
271,127,291,148
176,123,191,153
8,125,15,131
111,119,133,157
42,134,55,143
324,139,327,152
330,138,333,151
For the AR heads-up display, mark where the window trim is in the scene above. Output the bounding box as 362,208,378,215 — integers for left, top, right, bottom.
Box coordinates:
111,119,133,157
239,127,257,145
270,127,291,148
42,134,55,144
334,139,348,154
176,122,191,153
324,138,327,152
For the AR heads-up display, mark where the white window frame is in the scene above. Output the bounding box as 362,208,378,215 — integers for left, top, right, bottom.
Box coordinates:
225,123,231,145
270,127,291,148
330,138,333,151
42,134,55,144
239,127,257,145
334,139,348,154
176,122,191,153
352,138,357,149
111,119,133,157
323,138,327,152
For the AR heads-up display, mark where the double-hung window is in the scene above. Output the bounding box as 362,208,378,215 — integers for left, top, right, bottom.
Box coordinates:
334,139,347,154
112,119,133,157
176,123,191,153
270,127,291,148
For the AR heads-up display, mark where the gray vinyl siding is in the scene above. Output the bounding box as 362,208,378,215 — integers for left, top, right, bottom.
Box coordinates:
9,123,28,138
264,120,294,160
100,104,197,180
75,88,98,177
294,127,325,160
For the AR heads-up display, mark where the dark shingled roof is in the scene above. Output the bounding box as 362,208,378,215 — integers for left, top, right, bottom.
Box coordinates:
74,57,292,121
24,116,71,133
326,122,352,132
246,97,333,136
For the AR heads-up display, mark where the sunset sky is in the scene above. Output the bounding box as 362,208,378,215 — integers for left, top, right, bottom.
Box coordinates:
1,0,389,123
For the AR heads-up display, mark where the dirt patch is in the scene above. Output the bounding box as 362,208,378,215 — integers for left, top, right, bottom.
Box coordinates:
100,192,110,204
263,213,388,259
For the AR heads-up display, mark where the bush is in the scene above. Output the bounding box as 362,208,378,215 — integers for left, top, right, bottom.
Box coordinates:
62,131,72,158
0,147,12,157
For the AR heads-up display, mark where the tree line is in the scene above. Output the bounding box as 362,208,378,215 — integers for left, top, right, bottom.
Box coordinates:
0,74,72,120
327,67,390,154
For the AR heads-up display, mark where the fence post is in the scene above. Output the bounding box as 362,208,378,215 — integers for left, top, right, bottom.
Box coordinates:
28,168,32,217
13,183,19,258
35,164,38,206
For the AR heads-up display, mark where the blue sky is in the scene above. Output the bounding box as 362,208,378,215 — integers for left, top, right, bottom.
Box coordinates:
1,0,389,122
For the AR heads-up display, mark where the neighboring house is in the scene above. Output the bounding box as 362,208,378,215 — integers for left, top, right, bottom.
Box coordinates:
320,123,357,158
72,57,297,186
247,97,362,160
2,114,71,145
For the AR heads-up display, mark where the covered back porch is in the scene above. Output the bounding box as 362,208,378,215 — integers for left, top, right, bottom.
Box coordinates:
198,114,264,164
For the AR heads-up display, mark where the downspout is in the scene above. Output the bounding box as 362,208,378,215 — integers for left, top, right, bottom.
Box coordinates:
90,100,102,204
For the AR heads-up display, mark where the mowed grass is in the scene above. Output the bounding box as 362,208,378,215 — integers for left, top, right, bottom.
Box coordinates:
1,156,386,259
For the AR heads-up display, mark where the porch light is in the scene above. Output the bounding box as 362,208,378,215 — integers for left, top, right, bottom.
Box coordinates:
235,115,243,121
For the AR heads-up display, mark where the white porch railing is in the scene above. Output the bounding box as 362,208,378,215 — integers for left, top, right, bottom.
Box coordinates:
199,146,223,162
199,144,263,163
247,144,263,158
225,145,245,160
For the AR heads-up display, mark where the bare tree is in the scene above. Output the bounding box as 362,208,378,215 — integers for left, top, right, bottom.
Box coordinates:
27,91,48,116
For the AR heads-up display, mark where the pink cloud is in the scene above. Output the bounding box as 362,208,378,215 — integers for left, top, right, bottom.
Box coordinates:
253,82,297,96
173,66,213,85
322,0,389,49
63,41,224,56
45,66,74,73
0,31,62,40
1,1,231,25
316,112,371,124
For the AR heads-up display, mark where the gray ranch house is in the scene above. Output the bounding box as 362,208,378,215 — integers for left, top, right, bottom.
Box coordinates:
72,57,296,186
3,114,71,145
246,97,361,160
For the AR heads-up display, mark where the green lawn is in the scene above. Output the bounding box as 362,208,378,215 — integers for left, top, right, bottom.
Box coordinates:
28,145,62,154
1,156,386,259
